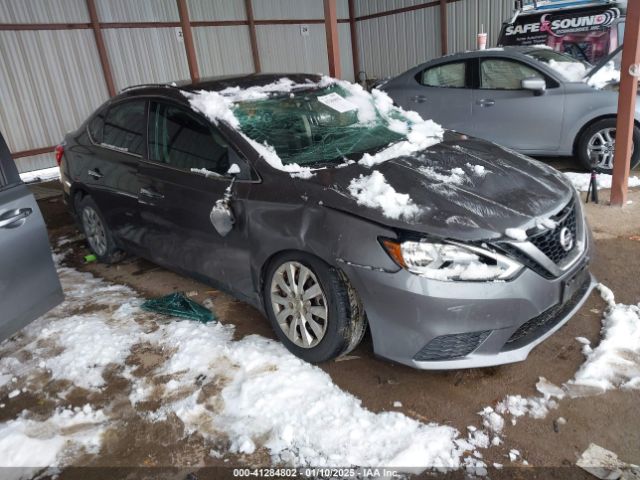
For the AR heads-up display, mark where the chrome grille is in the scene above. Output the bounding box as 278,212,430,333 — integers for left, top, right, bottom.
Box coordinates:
528,201,577,264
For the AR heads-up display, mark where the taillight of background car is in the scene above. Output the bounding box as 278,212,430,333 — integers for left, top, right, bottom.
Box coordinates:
54,144,64,166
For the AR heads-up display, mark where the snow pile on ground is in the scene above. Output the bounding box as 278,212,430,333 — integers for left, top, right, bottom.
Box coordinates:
565,284,640,396
348,170,419,220
563,172,640,192
185,76,443,177
0,405,107,467
548,59,588,82
482,284,640,430
19,166,60,184
0,253,480,472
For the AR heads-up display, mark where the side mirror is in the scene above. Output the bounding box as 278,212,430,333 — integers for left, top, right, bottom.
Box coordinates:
521,77,546,95
209,171,238,237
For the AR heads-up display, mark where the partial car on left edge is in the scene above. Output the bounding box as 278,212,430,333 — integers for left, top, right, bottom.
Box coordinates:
0,130,63,342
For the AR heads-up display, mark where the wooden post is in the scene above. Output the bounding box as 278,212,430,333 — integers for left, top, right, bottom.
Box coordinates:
440,0,447,55
348,0,360,82
244,0,261,73
323,0,341,78
611,1,640,206
86,0,116,96
176,0,199,83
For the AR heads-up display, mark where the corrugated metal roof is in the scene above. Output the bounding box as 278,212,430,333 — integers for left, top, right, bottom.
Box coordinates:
95,0,179,22
188,0,247,22
0,0,90,23
252,0,349,20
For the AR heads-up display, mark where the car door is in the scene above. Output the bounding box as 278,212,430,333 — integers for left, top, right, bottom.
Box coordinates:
84,100,146,248
0,131,63,341
136,100,256,298
390,60,473,133
470,57,564,152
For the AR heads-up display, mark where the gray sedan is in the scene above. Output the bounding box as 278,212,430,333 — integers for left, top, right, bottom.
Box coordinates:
382,46,639,172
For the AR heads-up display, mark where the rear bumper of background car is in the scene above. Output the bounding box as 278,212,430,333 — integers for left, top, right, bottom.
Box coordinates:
340,228,595,370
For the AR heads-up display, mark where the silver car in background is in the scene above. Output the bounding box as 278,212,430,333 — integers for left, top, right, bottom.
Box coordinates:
382,46,639,172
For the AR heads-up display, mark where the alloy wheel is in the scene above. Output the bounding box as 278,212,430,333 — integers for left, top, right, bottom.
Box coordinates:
82,206,107,256
270,261,328,349
587,127,617,171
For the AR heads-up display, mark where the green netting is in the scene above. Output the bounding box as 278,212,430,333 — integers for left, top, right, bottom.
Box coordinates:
141,292,215,323
233,84,406,166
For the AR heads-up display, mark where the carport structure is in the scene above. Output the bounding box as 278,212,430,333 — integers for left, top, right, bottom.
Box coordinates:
1,0,509,173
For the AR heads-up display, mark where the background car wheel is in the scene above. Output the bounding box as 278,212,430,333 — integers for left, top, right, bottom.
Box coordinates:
577,118,640,173
263,253,366,363
77,195,125,264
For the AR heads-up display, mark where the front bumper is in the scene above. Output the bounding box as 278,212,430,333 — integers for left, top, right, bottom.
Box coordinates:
341,227,595,370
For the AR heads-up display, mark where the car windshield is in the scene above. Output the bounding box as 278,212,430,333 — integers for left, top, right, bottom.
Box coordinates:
525,48,591,82
525,48,590,67
232,85,411,167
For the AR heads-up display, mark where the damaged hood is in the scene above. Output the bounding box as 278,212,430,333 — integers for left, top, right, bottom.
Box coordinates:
300,133,574,241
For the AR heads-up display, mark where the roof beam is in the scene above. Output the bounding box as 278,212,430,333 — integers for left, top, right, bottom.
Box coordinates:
611,1,640,206
176,0,200,84
324,0,341,78
86,0,116,97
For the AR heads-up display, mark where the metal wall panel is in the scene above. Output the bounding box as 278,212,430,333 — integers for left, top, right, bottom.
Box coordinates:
447,0,513,52
14,152,57,173
256,24,328,74
0,0,89,23
357,6,441,79
188,0,246,21
193,26,254,77
338,22,354,81
355,0,429,18
0,29,109,172
102,27,190,90
95,0,179,22
252,0,349,20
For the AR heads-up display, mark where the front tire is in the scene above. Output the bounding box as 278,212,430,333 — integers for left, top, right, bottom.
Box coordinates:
77,195,124,264
263,253,366,363
576,118,640,173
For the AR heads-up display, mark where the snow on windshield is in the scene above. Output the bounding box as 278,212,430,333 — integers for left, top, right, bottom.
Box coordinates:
527,48,619,88
184,77,443,177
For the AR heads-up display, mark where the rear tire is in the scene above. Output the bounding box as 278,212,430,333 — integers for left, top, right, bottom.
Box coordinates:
576,118,640,173
77,195,125,264
263,252,366,363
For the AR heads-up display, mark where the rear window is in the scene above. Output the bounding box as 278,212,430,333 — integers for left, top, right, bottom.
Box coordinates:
102,100,146,155
420,62,466,88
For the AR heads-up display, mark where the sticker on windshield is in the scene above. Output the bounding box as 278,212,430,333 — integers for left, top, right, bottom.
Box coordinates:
317,93,358,113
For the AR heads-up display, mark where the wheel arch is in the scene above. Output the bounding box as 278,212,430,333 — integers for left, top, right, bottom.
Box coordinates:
573,114,640,155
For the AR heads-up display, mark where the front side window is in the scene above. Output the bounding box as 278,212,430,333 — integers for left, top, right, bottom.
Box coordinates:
480,59,544,90
149,102,230,174
102,100,146,155
420,62,466,88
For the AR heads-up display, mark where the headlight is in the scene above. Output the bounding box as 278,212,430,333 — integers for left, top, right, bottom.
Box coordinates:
381,238,522,281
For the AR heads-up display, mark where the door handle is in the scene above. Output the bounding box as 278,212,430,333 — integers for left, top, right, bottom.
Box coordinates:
476,99,496,107
411,95,428,103
88,169,103,179
0,208,32,228
139,187,164,200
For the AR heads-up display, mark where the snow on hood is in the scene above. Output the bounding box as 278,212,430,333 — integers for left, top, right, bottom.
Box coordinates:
545,59,619,89
183,76,443,177
306,134,573,240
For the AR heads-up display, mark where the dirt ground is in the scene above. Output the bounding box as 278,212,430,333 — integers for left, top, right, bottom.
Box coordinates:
6,175,640,478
